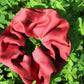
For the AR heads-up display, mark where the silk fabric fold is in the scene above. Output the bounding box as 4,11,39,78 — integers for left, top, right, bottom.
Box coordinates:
0,8,71,84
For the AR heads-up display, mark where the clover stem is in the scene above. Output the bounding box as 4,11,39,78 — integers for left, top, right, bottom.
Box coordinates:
29,37,41,46
24,37,47,56
29,37,47,50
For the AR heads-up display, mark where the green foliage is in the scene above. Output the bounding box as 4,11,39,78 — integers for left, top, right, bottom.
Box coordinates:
0,0,84,84
0,63,24,84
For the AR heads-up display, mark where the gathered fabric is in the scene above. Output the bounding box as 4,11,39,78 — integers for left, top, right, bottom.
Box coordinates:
0,8,71,84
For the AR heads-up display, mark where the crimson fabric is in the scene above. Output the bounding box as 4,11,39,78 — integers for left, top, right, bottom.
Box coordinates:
0,8,71,84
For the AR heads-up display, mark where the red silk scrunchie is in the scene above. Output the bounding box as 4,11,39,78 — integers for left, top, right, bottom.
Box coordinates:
0,8,71,84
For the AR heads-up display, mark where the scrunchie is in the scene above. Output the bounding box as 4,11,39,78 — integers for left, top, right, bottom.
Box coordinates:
0,8,71,84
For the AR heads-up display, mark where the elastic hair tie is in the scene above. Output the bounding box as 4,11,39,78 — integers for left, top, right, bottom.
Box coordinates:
0,8,71,84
